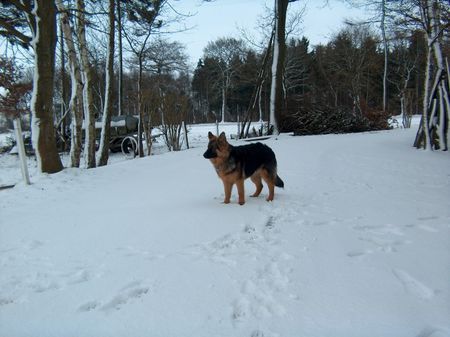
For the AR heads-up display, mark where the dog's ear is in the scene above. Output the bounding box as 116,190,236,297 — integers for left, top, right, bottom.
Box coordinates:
208,131,215,140
218,132,228,147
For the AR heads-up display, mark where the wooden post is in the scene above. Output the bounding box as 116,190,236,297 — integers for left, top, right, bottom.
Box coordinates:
13,118,31,185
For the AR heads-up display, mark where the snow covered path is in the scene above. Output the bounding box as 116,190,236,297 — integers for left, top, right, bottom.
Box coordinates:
1,127,449,337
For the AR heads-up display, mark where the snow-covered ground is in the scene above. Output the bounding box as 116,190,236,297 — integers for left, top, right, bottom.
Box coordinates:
1,123,449,337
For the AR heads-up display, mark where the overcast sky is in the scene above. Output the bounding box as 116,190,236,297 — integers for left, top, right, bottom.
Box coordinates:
171,0,370,67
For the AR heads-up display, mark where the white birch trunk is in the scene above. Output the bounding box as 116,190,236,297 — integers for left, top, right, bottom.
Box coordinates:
97,0,115,166
438,85,445,149
117,0,124,116
269,1,279,135
68,61,83,168
269,0,287,135
422,41,432,150
221,84,226,123
77,0,96,168
402,67,414,128
258,82,264,124
446,58,449,93
426,0,449,150
56,0,83,167
432,38,449,151
381,0,388,112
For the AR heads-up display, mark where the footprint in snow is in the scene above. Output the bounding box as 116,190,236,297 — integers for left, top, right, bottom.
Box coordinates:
392,269,435,300
358,236,409,253
78,301,101,312
66,269,93,285
347,249,373,258
232,263,288,324
27,273,61,293
78,281,150,313
353,224,405,236
418,224,439,233
0,297,14,306
265,216,275,229
416,326,450,337
417,216,439,222
100,286,149,312
251,329,279,337
27,240,45,250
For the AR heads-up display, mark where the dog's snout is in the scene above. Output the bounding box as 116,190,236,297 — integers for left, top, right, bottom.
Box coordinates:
203,149,216,159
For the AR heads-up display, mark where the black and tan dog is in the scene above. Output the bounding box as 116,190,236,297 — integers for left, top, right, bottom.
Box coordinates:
203,132,284,205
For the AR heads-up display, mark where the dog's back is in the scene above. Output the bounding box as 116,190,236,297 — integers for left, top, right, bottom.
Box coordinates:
230,143,283,187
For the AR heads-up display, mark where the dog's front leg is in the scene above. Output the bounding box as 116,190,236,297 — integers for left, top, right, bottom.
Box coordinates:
236,179,245,205
222,180,233,204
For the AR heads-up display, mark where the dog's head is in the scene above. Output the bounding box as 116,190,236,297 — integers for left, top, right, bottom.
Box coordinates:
203,131,229,160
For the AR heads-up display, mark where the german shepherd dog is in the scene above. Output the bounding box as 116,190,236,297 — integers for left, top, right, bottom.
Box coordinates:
203,132,284,205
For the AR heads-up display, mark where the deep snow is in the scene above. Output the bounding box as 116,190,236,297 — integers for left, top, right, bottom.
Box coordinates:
1,124,449,337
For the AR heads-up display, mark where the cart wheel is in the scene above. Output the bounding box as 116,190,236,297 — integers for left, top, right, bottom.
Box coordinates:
121,136,138,157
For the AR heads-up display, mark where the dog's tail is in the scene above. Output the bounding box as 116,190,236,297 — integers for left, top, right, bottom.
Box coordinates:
275,175,284,188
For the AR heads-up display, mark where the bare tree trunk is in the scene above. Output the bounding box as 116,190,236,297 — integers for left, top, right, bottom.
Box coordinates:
446,58,449,93
432,38,449,151
30,0,63,173
415,44,432,150
221,84,226,123
401,66,414,128
183,120,189,149
269,0,280,135
137,57,144,157
381,0,388,112
77,0,96,168
141,74,155,157
97,0,115,166
57,0,83,167
240,29,273,139
121,2,162,157
145,121,153,155
414,0,449,151
269,0,288,135
117,0,124,116
59,19,68,152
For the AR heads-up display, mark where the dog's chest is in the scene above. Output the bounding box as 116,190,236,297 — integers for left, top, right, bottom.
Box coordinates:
214,158,238,178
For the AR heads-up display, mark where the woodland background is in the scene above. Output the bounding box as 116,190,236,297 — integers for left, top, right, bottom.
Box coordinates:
0,0,449,173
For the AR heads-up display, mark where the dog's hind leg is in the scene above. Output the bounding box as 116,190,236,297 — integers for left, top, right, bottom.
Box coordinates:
250,173,263,197
261,169,275,201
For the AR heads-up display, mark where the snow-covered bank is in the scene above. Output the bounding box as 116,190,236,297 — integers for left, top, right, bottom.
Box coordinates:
1,127,449,337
